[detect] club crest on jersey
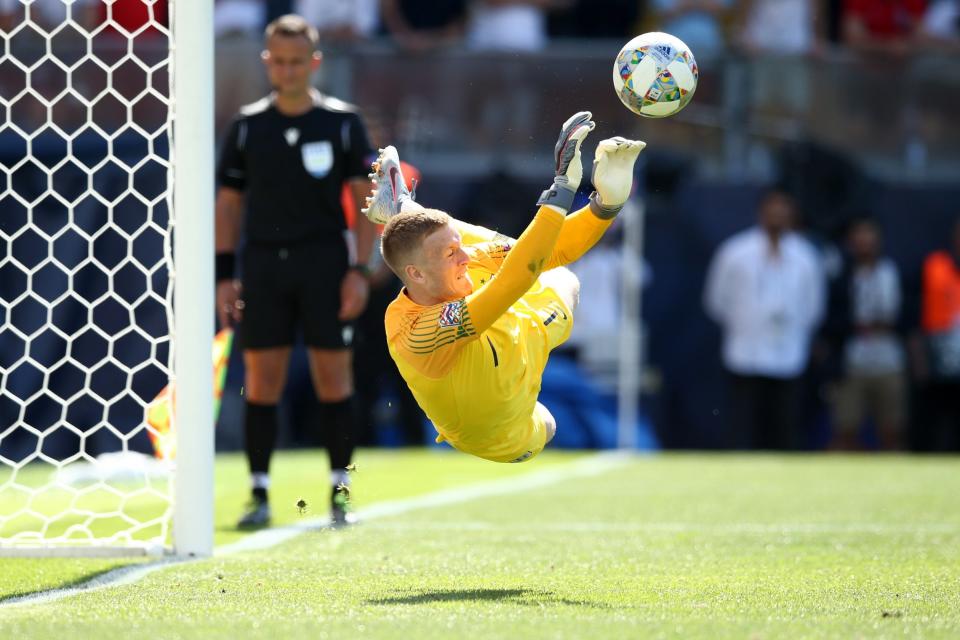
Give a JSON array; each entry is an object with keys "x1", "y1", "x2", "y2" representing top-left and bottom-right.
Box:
[
  {"x1": 438, "y1": 300, "x2": 464, "y2": 328},
  {"x1": 301, "y1": 140, "x2": 333, "y2": 178}
]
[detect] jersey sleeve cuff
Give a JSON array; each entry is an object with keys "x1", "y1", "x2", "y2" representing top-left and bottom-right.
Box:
[{"x1": 535, "y1": 205, "x2": 567, "y2": 225}]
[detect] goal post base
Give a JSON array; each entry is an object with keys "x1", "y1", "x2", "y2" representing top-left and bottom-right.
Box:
[{"x1": 0, "y1": 545, "x2": 165, "y2": 558}]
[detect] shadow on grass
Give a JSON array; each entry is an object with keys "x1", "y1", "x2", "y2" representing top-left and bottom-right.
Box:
[
  {"x1": 0, "y1": 563, "x2": 141, "y2": 604},
  {"x1": 368, "y1": 587, "x2": 608, "y2": 608}
]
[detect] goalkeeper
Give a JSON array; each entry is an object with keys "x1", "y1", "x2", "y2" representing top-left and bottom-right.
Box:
[{"x1": 364, "y1": 112, "x2": 644, "y2": 463}]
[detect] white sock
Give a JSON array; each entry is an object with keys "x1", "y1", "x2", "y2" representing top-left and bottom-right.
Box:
[
  {"x1": 330, "y1": 469, "x2": 350, "y2": 487},
  {"x1": 251, "y1": 472, "x2": 270, "y2": 490}
]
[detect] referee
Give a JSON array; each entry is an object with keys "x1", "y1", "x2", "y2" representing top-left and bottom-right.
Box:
[{"x1": 215, "y1": 14, "x2": 376, "y2": 527}]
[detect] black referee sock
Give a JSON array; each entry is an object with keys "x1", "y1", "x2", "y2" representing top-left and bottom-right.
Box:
[
  {"x1": 322, "y1": 398, "x2": 355, "y2": 472},
  {"x1": 244, "y1": 401, "x2": 278, "y2": 503}
]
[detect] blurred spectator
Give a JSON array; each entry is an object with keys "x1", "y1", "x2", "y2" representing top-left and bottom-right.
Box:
[
  {"x1": 459, "y1": 0, "x2": 564, "y2": 147},
  {"x1": 380, "y1": 0, "x2": 468, "y2": 52},
  {"x1": 739, "y1": 0, "x2": 822, "y2": 54},
  {"x1": 97, "y1": 0, "x2": 169, "y2": 37},
  {"x1": 827, "y1": 219, "x2": 906, "y2": 450},
  {"x1": 215, "y1": 0, "x2": 265, "y2": 36},
  {"x1": 548, "y1": 0, "x2": 639, "y2": 39},
  {"x1": 704, "y1": 189, "x2": 825, "y2": 450},
  {"x1": 0, "y1": 0, "x2": 99, "y2": 31},
  {"x1": 737, "y1": 0, "x2": 824, "y2": 114},
  {"x1": 842, "y1": 0, "x2": 926, "y2": 54},
  {"x1": 215, "y1": 0, "x2": 268, "y2": 132},
  {"x1": 919, "y1": 0, "x2": 960, "y2": 49},
  {"x1": 466, "y1": 0, "x2": 561, "y2": 52},
  {"x1": 296, "y1": 0, "x2": 380, "y2": 44},
  {"x1": 908, "y1": 218, "x2": 960, "y2": 451},
  {"x1": 650, "y1": 0, "x2": 731, "y2": 62}
]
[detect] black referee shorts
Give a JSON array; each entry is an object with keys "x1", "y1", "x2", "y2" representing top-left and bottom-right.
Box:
[{"x1": 240, "y1": 237, "x2": 352, "y2": 350}]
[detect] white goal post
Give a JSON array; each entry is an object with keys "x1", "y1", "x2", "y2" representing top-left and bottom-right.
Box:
[
  {"x1": 171, "y1": 0, "x2": 214, "y2": 558},
  {"x1": 0, "y1": 0, "x2": 213, "y2": 556}
]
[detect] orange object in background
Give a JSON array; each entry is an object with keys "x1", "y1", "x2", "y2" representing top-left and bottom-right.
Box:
[
  {"x1": 921, "y1": 251, "x2": 960, "y2": 333},
  {"x1": 146, "y1": 328, "x2": 234, "y2": 460}
]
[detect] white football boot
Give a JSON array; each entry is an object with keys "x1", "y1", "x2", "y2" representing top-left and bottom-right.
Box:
[{"x1": 361, "y1": 145, "x2": 421, "y2": 224}]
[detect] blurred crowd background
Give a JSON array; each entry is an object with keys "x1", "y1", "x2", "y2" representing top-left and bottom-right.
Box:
[{"x1": 1, "y1": 0, "x2": 959, "y2": 459}]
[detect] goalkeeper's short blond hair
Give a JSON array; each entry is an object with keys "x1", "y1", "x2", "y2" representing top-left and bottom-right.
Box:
[{"x1": 380, "y1": 208, "x2": 451, "y2": 279}]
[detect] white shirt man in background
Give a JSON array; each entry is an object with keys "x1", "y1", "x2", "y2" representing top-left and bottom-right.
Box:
[
  {"x1": 465, "y1": 0, "x2": 553, "y2": 52},
  {"x1": 737, "y1": 0, "x2": 823, "y2": 113},
  {"x1": 214, "y1": 0, "x2": 269, "y2": 132},
  {"x1": 704, "y1": 189, "x2": 825, "y2": 449},
  {"x1": 295, "y1": 0, "x2": 379, "y2": 44}
]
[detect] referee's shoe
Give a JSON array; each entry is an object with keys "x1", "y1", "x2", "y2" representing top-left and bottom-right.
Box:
[
  {"x1": 362, "y1": 145, "x2": 420, "y2": 224},
  {"x1": 237, "y1": 499, "x2": 271, "y2": 529}
]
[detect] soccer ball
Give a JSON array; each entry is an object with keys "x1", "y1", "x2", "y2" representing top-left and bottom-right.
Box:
[{"x1": 613, "y1": 32, "x2": 698, "y2": 118}]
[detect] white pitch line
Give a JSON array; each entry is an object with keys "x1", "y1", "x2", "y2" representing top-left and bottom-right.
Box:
[
  {"x1": 364, "y1": 521, "x2": 960, "y2": 534},
  {"x1": 0, "y1": 559, "x2": 190, "y2": 608},
  {"x1": 216, "y1": 450, "x2": 630, "y2": 556},
  {"x1": 1, "y1": 451, "x2": 630, "y2": 608}
]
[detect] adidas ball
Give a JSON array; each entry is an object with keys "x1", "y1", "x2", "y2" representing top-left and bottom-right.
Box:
[{"x1": 613, "y1": 32, "x2": 698, "y2": 118}]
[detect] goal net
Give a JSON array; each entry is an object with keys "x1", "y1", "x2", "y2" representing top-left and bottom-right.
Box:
[{"x1": 0, "y1": 0, "x2": 212, "y2": 556}]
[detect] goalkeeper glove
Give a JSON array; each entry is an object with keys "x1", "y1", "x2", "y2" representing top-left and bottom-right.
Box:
[
  {"x1": 590, "y1": 136, "x2": 646, "y2": 219},
  {"x1": 537, "y1": 111, "x2": 595, "y2": 213}
]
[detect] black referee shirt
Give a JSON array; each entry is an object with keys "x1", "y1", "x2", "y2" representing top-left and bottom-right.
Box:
[{"x1": 216, "y1": 92, "x2": 373, "y2": 245}]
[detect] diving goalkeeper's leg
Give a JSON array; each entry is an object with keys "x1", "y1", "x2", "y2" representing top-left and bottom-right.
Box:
[
  {"x1": 537, "y1": 401, "x2": 558, "y2": 445},
  {"x1": 538, "y1": 266, "x2": 580, "y2": 313},
  {"x1": 362, "y1": 145, "x2": 421, "y2": 224}
]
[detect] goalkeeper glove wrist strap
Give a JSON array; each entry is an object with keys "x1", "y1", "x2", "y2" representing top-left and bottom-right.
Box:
[
  {"x1": 537, "y1": 180, "x2": 576, "y2": 212},
  {"x1": 589, "y1": 191, "x2": 622, "y2": 220}
]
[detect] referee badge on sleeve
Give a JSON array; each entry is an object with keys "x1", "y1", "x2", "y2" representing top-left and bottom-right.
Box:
[{"x1": 301, "y1": 141, "x2": 333, "y2": 178}]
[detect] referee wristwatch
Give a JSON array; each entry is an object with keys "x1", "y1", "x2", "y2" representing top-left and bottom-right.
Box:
[{"x1": 348, "y1": 263, "x2": 373, "y2": 278}]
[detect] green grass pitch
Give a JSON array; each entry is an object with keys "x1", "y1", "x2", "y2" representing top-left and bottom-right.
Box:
[{"x1": 1, "y1": 450, "x2": 958, "y2": 639}]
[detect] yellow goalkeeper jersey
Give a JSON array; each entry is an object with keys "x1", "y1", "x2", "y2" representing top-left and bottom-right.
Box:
[{"x1": 385, "y1": 204, "x2": 611, "y2": 462}]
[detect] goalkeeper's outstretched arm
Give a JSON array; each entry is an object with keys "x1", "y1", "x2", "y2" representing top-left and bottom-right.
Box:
[
  {"x1": 465, "y1": 111, "x2": 595, "y2": 333},
  {"x1": 465, "y1": 206, "x2": 565, "y2": 332},
  {"x1": 546, "y1": 136, "x2": 646, "y2": 268},
  {"x1": 456, "y1": 137, "x2": 646, "y2": 272}
]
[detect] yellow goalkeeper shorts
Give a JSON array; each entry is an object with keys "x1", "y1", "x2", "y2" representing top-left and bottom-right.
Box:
[{"x1": 442, "y1": 402, "x2": 551, "y2": 464}]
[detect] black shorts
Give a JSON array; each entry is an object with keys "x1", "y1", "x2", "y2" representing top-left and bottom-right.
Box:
[{"x1": 240, "y1": 237, "x2": 352, "y2": 350}]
